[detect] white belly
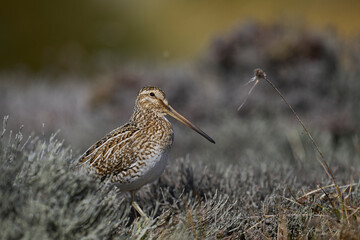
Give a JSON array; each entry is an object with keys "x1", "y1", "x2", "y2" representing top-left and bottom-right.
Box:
[{"x1": 115, "y1": 147, "x2": 171, "y2": 192}]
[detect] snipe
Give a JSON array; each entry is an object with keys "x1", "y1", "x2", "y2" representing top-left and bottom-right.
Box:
[{"x1": 79, "y1": 86, "x2": 215, "y2": 216}]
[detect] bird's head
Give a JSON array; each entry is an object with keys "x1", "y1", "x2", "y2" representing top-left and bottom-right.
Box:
[{"x1": 135, "y1": 86, "x2": 215, "y2": 144}]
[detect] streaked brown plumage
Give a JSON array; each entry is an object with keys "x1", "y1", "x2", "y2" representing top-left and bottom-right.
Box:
[{"x1": 79, "y1": 86, "x2": 215, "y2": 215}]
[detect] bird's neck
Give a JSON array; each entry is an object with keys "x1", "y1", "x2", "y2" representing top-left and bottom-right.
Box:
[{"x1": 130, "y1": 108, "x2": 168, "y2": 128}]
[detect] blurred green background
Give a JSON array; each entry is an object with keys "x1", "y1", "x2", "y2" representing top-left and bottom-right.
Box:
[{"x1": 1, "y1": 0, "x2": 360, "y2": 71}]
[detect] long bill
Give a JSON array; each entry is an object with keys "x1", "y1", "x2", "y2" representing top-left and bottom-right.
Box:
[{"x1": 165, "y1": 104, "x2": 215, "y2": 144}]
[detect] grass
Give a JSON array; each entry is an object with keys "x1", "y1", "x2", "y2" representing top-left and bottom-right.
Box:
[{"x1": 1, "y1": 112, "x2": 359, "y2": 239}]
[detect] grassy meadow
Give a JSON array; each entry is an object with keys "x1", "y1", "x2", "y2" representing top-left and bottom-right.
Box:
[{"x1": 1, "y1": 22, "x2": 360, "y2": 239}]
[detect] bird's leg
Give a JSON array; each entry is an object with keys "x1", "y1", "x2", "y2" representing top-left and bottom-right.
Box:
[
  {"x1": 131, "y1": 190, "x2": 136, "y2": 203},
  {"x1": 131, "y1": 190, "x2": 146, "y2": 217}
]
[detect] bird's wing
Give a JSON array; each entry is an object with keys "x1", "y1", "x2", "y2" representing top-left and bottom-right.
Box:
[{"x1": 79, "y1": 123, "x2": 139, "y2": 175}]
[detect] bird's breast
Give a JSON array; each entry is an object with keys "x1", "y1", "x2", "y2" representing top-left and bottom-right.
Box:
[
  {"x1": 113, "y1": 119, "x2": 174, "y2": 191},
  {"x1": 137, "y1": 117, "x2": 173, "y2": 157}
]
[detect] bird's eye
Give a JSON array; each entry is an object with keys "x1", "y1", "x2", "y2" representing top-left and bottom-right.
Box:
[{"x1": 150, "y1": 92, "x2": 155, "y2": 97}]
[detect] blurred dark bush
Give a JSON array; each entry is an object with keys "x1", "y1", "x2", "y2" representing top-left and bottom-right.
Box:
[{"x1": 0, "y1": 22, "x2": 359, "y2": 162}]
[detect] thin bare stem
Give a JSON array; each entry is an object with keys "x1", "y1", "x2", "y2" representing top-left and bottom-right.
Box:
[
  {"x1": 249, "y1": 68, "x2": 345, "y2": 220},
  {"x1": 298, "y1": 183, "x2": 357, "y2": 200},
  {"x1": 237, "y1": 77, "x2": 260, "y2": 111}
]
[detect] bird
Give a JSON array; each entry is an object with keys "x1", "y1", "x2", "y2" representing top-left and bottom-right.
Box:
[{"x1": 79, "y1": 86, "x2": 215, "y2": 216}]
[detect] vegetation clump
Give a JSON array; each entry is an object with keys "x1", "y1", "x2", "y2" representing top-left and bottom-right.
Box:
[{"x1": 1, "y1": 115, "x2": 359, "y2": 239}]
